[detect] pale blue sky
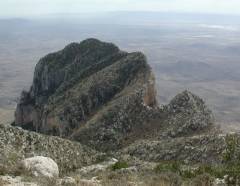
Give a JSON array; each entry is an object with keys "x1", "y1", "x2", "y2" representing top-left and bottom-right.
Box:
[{"x1": 1, "y1": 0, "x2": 240, "y2": 17}]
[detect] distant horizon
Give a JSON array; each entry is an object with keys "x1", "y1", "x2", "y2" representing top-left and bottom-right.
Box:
[
  {"x1": 2, "y1": 0, "x2": 240, "y2": 18},
  {"x1": 1, "y1": 10, "x2": 240, "y2": 20}
]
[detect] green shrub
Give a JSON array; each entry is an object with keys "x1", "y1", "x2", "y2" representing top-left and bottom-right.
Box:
[
  {"x1": 111, "y1": 161, "x2": 129, "y2": 171},
  {"x1": 154, "y1": 161, "x2": 181, "y2": 174}
]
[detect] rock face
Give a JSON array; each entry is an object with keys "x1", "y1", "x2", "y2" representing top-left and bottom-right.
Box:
[
  {"x1": 21, "y1": 156, "x2": 59, "y2": 178},
  {"x1": 14, "y1": 38, "x2": 158, "y2": 151},
  {"x1": 163, "y1": 90, "x2": 215, "y2": 137},
  {"x1": 14, "y1": 38, "x2": 214, "y2": 151}
]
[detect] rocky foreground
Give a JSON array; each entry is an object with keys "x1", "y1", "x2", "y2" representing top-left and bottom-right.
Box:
[
  {"x1": 1, "y1": 39, "x2": 240, "y2": 185},
  {"x1": 0, "y1": 125, "x2": 240, "y2": 185}
]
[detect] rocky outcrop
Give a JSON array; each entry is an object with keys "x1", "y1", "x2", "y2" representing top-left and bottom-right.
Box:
[
  {"x1": 162, "y1": 90, "x2": 215, "y2": 137},
  {"x1": 119, "y1": 90, "x2": 215, "y2": 145},
  {"x1": 14, "y1": 38, "x2": 215, "y2": 152},
  {"x1": 14, "y1": 38, "x2": 158, "y2": 151}
]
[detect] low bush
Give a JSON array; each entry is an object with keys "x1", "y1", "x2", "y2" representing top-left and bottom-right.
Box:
[
  {"x1": 111, "y1": 161, "x2": 129, "y2": 171},
  {"x1": 154, "y1": 161, "x2": 181, "y2": 174}
]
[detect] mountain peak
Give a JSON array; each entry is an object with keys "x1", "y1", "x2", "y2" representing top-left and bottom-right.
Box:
[
  {"x1": 14, "y1": 39, "x2": 215, "y2": 151},
  {"x1": 169, "y1": 90, "x2": 206, "y2": 112},
  {"x1": 166, "y1": 90, "x2": 214, "y2": 137},
  {"x1": 79, "y1": 38, "x2": 119, "y2": 52},
  {"x1": 14, "y1": 39, "x2": 157, "y2": 150}
]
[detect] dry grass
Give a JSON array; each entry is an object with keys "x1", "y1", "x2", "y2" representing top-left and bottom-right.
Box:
[
  {"x1": 186, "y1": 174, "x2": 214, "y2": 186},
  {"x1": 97, "y1": 171, "x2": 214, "y2": 186},
  {"x1": 0, "y1": 172, "x2": 215, "y2": 186},
  {"x1": 0, "y1": 178, "x2": 9, "y2": 186},
  {"x1": 143, "y1": 173, "x2": 182, "y2": 186}
]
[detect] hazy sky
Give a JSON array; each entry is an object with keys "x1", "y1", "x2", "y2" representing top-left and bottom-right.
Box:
[{"x1": 1, "y1": 0, "x2": 240, "y2": 17}]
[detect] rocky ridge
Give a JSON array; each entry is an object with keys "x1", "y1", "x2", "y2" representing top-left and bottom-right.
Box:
[{"x1": 14, "y1": 39, "x2": 158, "y2": 151}]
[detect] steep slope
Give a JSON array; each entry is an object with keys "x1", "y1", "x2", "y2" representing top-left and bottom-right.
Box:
[
  {"x1": 0, "y1": 125, "x2": 102, "y2": 173},
  {"x1": 14, "y1": 38, "x2": 214, "y2": 151}
]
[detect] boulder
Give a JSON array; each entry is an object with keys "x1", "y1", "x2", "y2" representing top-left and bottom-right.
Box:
[{"x1": 21, "y1": 156, "x2": 59, "y2": 178}]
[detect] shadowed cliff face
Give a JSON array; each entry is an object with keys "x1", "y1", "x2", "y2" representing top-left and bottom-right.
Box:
[{"x1": 14, "y1": 38, "x2": 214, "y2": 151}]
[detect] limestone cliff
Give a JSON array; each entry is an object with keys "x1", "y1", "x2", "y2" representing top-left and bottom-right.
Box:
[{"x1": 14, "y1": 39, "x2": 158, "y2": 150}]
